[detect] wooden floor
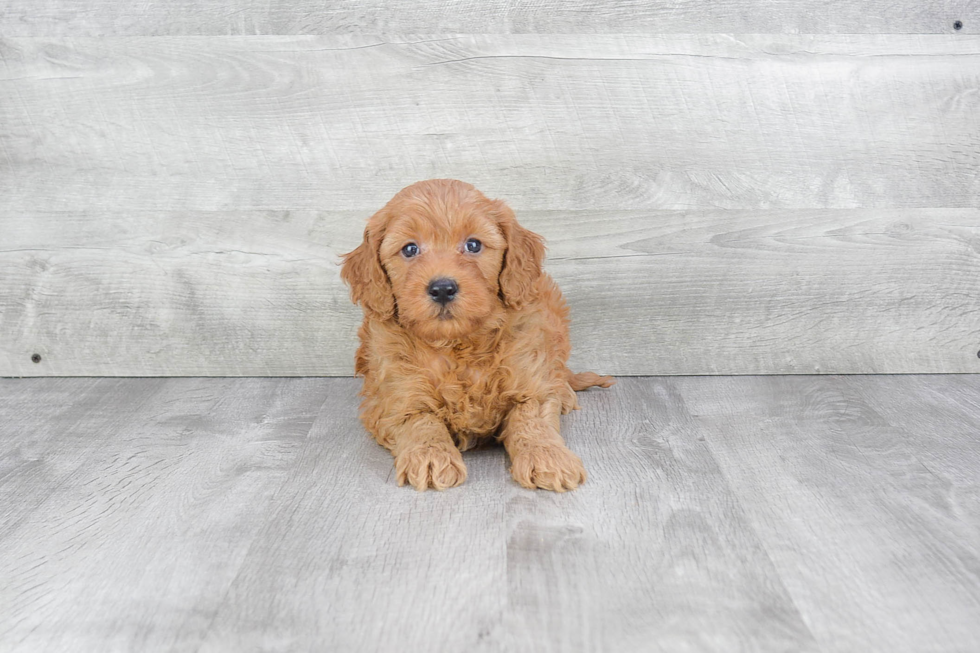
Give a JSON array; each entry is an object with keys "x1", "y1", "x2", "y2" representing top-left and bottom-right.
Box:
[{"x1": 1, "y1": 376, "x2": 979, "y2": 652}]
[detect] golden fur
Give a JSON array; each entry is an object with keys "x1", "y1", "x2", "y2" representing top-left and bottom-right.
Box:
[{"x1": 341, "y1": 179, "x2": 613, "y2": 491}]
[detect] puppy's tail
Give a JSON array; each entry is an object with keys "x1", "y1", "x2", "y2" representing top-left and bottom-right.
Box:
[{"x1": 567, "y1": 370, "x2": 616, "y2": 391}]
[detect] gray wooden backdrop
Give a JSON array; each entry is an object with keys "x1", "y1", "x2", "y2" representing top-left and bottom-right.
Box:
[{"x1": 1, "y1": 4, "x2": 979, "y2": 376}]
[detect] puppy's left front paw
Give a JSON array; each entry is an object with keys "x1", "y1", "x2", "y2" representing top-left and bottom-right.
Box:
[{"x1": 510, "y1": 443, "x2": 587, "y2": 492}]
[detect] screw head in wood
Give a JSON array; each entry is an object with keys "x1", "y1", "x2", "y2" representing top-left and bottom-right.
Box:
[
  {"x1": 31, "y1": 353, "x2": 42, "y2": 363},
  {"x1": 954, "y1": 20, "x2": 963, "y2": 30}
]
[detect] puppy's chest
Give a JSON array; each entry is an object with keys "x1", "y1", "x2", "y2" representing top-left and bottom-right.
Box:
[{"x1": 427, "y1": 354, "x2": 510, "y2": 434}]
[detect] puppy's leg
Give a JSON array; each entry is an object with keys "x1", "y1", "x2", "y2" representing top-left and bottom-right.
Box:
[
  {"x1": 499, "y1": 397, "x2": 586, "y2": 492},
  {"x1": 387, "y1": 414, "x2": 467, "y2": 491}
]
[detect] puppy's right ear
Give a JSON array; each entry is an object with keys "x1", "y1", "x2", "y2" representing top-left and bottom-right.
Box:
[{"x1": 341, "y1": 212, "x2": 395, "y2": 321}]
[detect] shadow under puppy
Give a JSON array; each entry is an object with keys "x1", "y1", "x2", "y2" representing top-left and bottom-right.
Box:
[{"x1": 341, "y1": 179, "x2": 613, "y2": 492}]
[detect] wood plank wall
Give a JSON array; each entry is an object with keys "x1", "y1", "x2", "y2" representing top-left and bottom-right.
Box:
[{"x1": 1, "y1": 4, "x2": 978, "y2": 376}]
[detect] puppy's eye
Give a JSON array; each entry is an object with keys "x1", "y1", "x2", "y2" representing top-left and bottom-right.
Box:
[
  {"x1": 401, "y1": 243, "x2": 420, "y2": 258},
  {"x1": 465, "y1": 238, "x2": 482, "y2": 254}
]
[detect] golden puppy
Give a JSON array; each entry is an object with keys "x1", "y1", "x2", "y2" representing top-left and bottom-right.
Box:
[{"x1": 341, "y1": 179, "x2": 613, "y2": 492}]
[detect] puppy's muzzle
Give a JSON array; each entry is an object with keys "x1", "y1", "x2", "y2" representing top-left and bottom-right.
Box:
[{"x1": 427, "y1": 278, "x2": 458, "y2": 305}]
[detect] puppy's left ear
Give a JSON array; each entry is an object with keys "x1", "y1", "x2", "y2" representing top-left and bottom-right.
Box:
[{"x1": 494, "y1": 200, "x2": 545, "y2": 310}]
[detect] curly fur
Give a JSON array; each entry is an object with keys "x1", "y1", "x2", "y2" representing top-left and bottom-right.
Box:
[{"x1": 341, "y1": 179, "x2": 614, "y2": 491}]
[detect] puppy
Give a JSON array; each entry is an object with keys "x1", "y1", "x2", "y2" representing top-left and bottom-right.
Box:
[{"x1": 341, "y1": 179, "x2": 613, "y2": 492}]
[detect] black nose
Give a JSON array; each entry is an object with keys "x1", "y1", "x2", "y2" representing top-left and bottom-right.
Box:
[{"x1": 427, "y1": 278, "x2": 458, "y2": 305}]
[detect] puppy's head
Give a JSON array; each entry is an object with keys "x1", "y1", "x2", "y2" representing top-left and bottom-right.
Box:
[{"x1": 341, "y1": 179, "x2": 544, "y2": 342}]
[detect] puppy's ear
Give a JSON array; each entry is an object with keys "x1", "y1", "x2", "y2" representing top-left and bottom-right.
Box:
[
  {"x1": 494, "y1": 200, "x2": 545, "y2": 310},
  {"x1": 341, "y1": 211, "x2": 396, "y2": 321}
]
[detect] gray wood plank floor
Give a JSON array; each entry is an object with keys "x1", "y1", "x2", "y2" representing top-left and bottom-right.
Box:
[{"x1": 1, "y1": 376, "x2": 978, "y2": 652}]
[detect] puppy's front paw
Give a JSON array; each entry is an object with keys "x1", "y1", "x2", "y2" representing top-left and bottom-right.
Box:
[
  {"x1": 395, "y1": 442, "x2": 467, "y2": 491},
  {"x1": 510, "y1": 443, "x2": 587, "y2": 492}
]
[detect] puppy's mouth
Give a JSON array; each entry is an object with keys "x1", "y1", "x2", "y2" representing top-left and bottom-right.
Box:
[{"x1": 436, "y1": 307, "x2": 454, "y2": 320}]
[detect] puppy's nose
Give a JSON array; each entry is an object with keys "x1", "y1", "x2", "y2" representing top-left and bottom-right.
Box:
[{"x1": 427, "y1": 278, "x2": 458, "y2": 305}]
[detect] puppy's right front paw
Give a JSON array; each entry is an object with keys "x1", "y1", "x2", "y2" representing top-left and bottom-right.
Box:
[{"x1": 395, "y1": 443, "x2": 467, "y2": 491}]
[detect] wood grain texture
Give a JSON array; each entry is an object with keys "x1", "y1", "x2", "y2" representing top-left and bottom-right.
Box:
[
  {"x1": 2, "y1": 208, "x2": 978, "y2": 376},
  {"x1": 674, "y1": 374, "x2": 980, "y2": 653},
  {"x1": 2, "y1": 34, "x2": 979, "y2": 376},
  {"x1": 200, "y1": 378, "x2": 814, "y2": 652},
  {"x1": 840, "y1": 375, "x2": 980, "y2": 538},
  {"x1": 0, "y1": 377, "x2": 327, "y2": 651},
  {"x1": 3, "y1": 376, "x2": 980, "y2": 651},
  {"x1": 0, "y1": 0, "x2": 977, "y2": 36},
  {"x1": 196, "y1": 379, "x2": 514, "y2": 652},
  {"x1": 0, "y1": 210, "x2": 359, "y2": 377},
  {"x1": 496, "y1": 377, "x2": 817, "y2": 652},
  {"x1": 1, "y1": 35, "x2": 979, "y2": 213},
  {"x1": 0, "y1": 377, "x2": 816, "y2": 652},
  {"x1": 0, "y1": 377, "x2": 158, "y2": 539}
]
